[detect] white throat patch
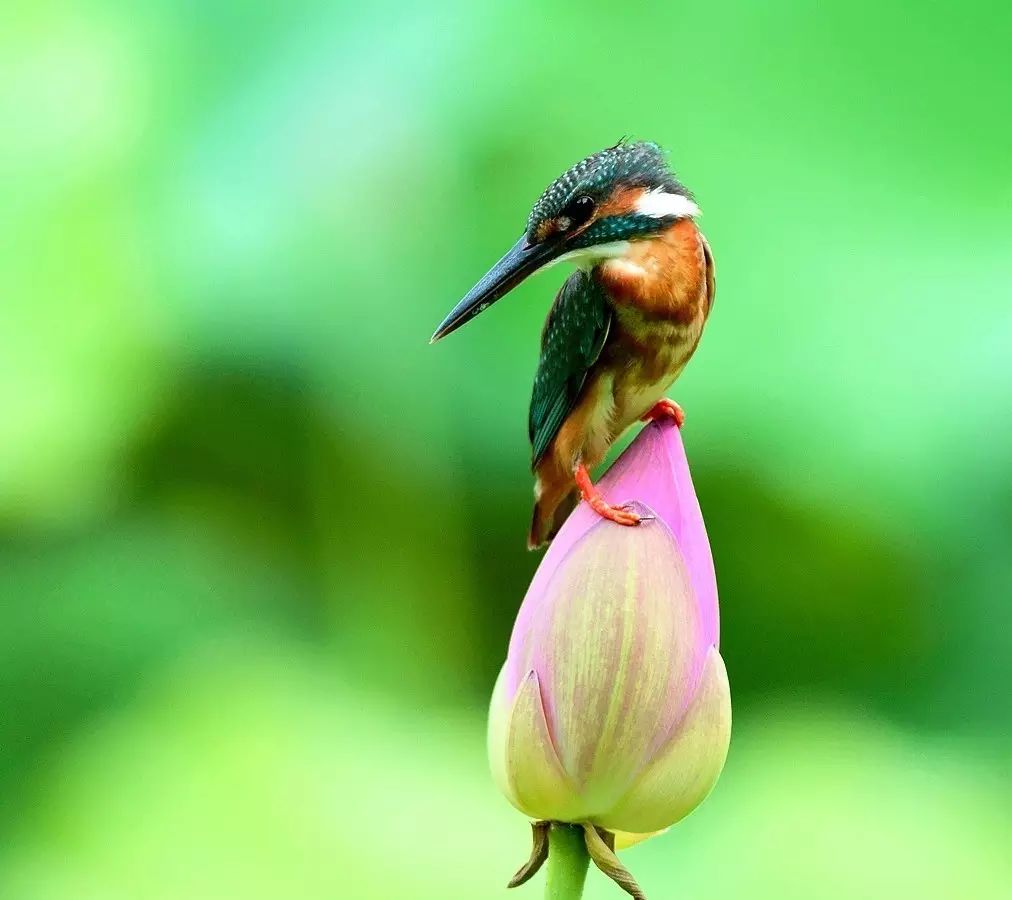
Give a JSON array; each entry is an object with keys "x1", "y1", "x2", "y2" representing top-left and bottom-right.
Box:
[
  {"x1": 546, "y1": 241, "x2": 631, "y2": 271},
  {"x1": 635, "y1": 189, "x2": 701, "y2": 219}
]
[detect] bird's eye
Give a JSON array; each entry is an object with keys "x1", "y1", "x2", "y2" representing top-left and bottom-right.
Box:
[{"x1": 560, "y1": 194, "x2": 595, "y2": 229}]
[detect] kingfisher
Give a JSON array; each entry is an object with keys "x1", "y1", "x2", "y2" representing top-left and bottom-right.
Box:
[{"x1": 431, "y1": 140, "x2": 715, "y2": 549}]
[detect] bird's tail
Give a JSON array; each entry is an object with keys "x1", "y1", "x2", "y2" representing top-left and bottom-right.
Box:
[{"x1": 528, "y1": 488, "x2": 577, "y2": 550}]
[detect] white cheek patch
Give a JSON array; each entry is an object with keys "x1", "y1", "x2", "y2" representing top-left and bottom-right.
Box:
[{"x1": 635, "y1": 189, "x2": 701, "y2": 219}]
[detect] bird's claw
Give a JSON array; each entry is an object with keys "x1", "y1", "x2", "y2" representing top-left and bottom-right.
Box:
[
  {"x1": 575, "y1": 462, "x2": 649, "y2": 528},
  {"x1": 587, "y1": 498, "x2": 643, "y2": 528},
  {"x1": 641, "y1": 398, "x2": 685, "y2": 428}
]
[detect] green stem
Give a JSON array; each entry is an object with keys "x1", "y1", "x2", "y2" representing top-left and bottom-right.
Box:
[{"x1": 544, "y1": 823, "x2": 590, "y2": 900}]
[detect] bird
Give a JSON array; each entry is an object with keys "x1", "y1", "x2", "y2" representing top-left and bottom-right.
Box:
[{"x1": 431, "y1": 140, "x2": 715, "y2": 549}]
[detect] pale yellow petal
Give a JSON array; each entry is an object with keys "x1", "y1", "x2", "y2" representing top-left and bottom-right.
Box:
[
  {"x1": 611, "y1": 828, "x2": 668, "y2": 851},
  {"x1": 599, "y1": 647, "x2": 731, "y2": 833},
  {"x1": 504, "y1": 670, "x2": 584, "y2": 822},
  {"x1": 486, "y1": 662, "x2": 516, "y2": 807}
]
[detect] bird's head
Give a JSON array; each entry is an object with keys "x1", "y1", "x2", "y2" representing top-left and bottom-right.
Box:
[{"x1": 431, "y1": 140, "x2": 698, "y2": 342}]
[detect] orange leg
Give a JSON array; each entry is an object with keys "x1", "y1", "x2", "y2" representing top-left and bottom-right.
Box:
[
  {"x1": 574, "y1": 462, "x2": 641, "y2": 527},
  {"x1": 641, "y1": 398, "x2": 685, "y2": 428}
]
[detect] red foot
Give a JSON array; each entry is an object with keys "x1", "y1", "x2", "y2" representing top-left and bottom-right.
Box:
[
  {"x1": 641, "y1": 398, "x2": 685, "y2": 428},
  {"x1": 574, "y1": 463, "x2": 641, "y2": 527}
]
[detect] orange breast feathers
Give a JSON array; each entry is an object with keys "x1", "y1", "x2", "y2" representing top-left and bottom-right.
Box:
[{"x1": 598, "y1": 219, "x2": 709, "y2": 324}]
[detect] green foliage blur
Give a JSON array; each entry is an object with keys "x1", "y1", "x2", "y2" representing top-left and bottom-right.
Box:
[{"x1": 2, "y1": 1, "x2": 1010, "y2": 897}]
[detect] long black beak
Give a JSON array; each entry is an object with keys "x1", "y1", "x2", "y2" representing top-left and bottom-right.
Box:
[{"x1": 430, "y1": 235, "x2": 556, "y2": 343}]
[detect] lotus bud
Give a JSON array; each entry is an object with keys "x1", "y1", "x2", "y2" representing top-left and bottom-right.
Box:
[{"x1": 488, "y1": 421, "x2": 731, "y2": 896}]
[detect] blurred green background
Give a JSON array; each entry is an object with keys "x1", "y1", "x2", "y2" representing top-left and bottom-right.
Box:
[{"x1": 2, "y1": 1, "x2": 1011, "y2": 897}]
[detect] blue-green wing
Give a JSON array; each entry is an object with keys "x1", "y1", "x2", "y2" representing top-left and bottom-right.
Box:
[{"x1": 529, "y1": 271, "x2": 612, "y2": 468}]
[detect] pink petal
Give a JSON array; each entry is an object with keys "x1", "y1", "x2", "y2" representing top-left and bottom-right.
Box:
[
  {"x1": 510, "y1": 514, "x2": 702, "y2": 810},
  {"x1": 507, "y1": 420, "x2": 719, "y2": 701}
]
